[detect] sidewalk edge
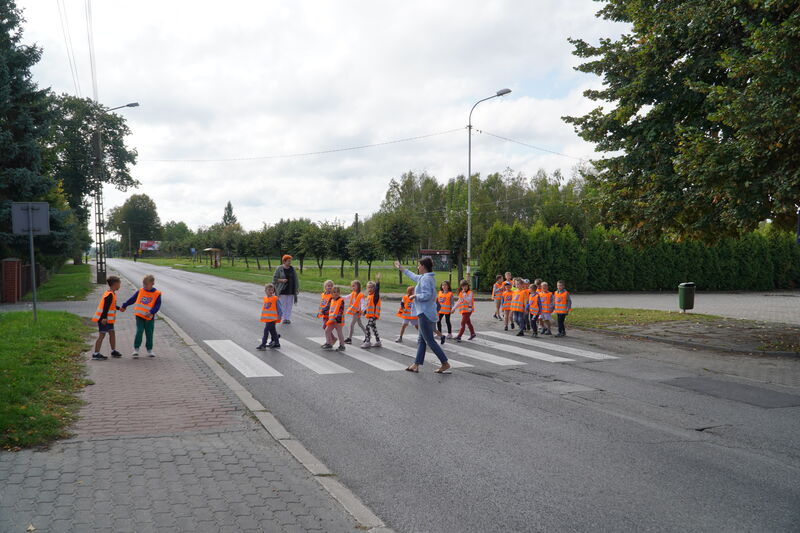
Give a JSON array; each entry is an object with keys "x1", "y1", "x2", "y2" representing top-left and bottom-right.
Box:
[
  {"x1": 159, "y1": 313, "x2": 392, "y2": 532},
  {"x1": 575, "y1": 326, "x2": 800, "y2": 358}
]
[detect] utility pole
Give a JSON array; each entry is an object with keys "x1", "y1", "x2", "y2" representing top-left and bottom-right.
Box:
[
  {"x1": 353, "y1": 212, "x2": 359, "y2": 278},
  {"x1": 92, "y1": 129, "x2": 107, "y2": 284}
]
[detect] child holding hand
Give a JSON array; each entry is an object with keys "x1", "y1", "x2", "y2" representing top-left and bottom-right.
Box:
[
  {"x1": 395, "y1": 286, "x2": 418, "y2": 342},
  {"x1": 91, "y1": 275, "x2": 123, "y2": 360},
  {"x1": 322, "y1": 286, "x2": 347, "y2": 351}
]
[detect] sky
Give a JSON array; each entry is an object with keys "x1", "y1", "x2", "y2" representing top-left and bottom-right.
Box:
[{"x1": 19, "y1": 1, "x2": 628, "y2": 234}]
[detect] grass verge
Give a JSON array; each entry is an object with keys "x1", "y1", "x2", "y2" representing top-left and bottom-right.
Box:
[
  {"x1": 137, "y1": 257, "x2": 465, "y2": 293},
  {"x1": 23, "y1": 263, "x2": 93, "y2": 302},
  {"x1": 0, "y1": 311, "x2": 93, "y2": 449},
  {"x1": 568, "y1": 307, "x2": 719, "y2": 328}
]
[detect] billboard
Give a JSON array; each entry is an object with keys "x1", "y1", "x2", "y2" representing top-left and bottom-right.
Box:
[
  {"x1": 419, "y1": 249, "x2": 451, "y2": 272},
  {"x1": 139, "y1": 240, "x2": 161, "y2": 251}
]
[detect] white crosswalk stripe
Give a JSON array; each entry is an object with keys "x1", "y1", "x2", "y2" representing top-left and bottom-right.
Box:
[
  {"x1": 308, "y1": 338, "x2": 408, "y2": 371},
  {"x1": 482, "y1": 331, "x2": 618, "y2": 360},
  {"x1": 204, "y1": 340, "x2": 283, "y2": 377},
  {"x1": 275, "y1": 339, "x2": 353, "y2": 375},
  {"x1": 461, "y1": 336, "x2": 574, "y2": 363},
  {"x1": 442, "y1": 342, "x2": 526, "y2": 366},
  {"x1": 374, "y1": 340, "x2": 473, "y2": 368}
]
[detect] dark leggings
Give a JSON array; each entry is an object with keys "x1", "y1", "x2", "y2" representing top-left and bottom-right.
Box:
[
  {"x1": 437, "y1": 313, "x2": 452, "y2": 334},
  {"x1": 261, "y1": 322, "x2": 279, "y2": 345}
]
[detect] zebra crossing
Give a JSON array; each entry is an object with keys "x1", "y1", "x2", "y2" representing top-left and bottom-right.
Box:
[{"x1": 203, "y1": 332, "x2": 619, "y2": 379}]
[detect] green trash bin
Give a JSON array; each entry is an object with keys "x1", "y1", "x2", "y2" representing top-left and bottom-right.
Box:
[
  {"x1": 470, "y1": 270, "x2": 480, "y2": 290},
  {"x1": 678, "y1": 282, "x2": 696, "y2": 312}
]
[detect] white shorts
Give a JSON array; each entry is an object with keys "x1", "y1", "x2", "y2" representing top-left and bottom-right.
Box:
[
  {"x1": 539, "y1": 313, "x2": 552, "y2": 322},
  {"x1": 402, "y1": 319, "x2": 417, "y2": 326}
]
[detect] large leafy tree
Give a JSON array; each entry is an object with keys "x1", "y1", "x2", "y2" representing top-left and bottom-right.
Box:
[
  {"x1": 564, "y1": 0, "x2": 800, "y2": 242},
  {"x1": 376, "y1": 212, "x2": 419, "y2": 283},
  {"x1": 106, "y1": 194, "x2": 162, "y2": 254}
]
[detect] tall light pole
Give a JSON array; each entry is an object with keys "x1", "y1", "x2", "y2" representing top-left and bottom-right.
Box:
[
  {"x1": 121, "y1": 220, "x2": 132, "y2": 257},
  {"x1": 467, "y1": 88, "x2": 511, "y2": 276},
  {"x1": 93, "y1": 102, "x2": 139, "y2": 283}
]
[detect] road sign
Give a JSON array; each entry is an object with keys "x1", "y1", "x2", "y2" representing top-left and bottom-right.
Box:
[
  {"x1": 139, "y1": 240, "x2": 161, "y2": 251},
  {"x1": 11, "y1": 202, "x2": 50, "y2": 235},
  {"x1": 11, "y1": 202, "x2": 50, "y2": 322},
  {"x1": 420, "y1": 249, "x2": 451, "y2": 272}
]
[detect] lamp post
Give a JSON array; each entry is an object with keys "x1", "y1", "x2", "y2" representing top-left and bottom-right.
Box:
[
  {"x1": 93, "y1": 102, "x2": 139, "y2": 284},
  {"x1": 121, "y1": 220, "x2": 132, "y2": 258},
  {"x1": 467, "y1": 88, "x2": 511, "y2": 276}
]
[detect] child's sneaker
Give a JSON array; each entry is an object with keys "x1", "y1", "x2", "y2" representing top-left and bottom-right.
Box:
[
  {"x1": 283, "y1": 320, "x2": 291, "y2": 325},
  {"x1": 110, "y1": 350, "x2": 123, "y2": 358},
  {"x1": 91, "y1": 352, "x2": 108, "y2": 361},
  {"x1": 468, "y1": 334, "x2": 476, "y2": 340},
  {"x1": 510, "y1": 323, "x2": 515, "y2": 329},
  {"x1": 516, "y1": 330, "x2": 525, "y2": 337},
  {"x1": 271, "y1": 342, "x2": 281, "y2": 349},
  {"x1": 131, "y1": 350, "x2": 139, "y2": 358},
  {"x1": 360, "y1": 341, "x2": 372, "y2": 349},
  {"x1": 455, "y1": 337, "x2": 462, "y2": 343},
  {"x1": 256, "y1": 344, "x2": 267, "y2": 351},
  {"x1": 447, "y1": 333, "x2": 453, "y2": 338},
  {"x1": 395, "y1": 336, "x2": 403, "y2": 343},
  {"x1": 372, "y1": 340, "x2": 382, "y2": 348},
  {"x1": 440, "y1": 335, "x2": 446, "y2": 345},
  {"x1": 336, "y1": 345, "x2": 346, "y2": 351},
  {"x1": 555, "y1": 333, "x2": 564, "y2": 337},
  {"x1": 504, "y1": 325, "x2": 508, "y2": 331},
  {"x1": 344, "y1": 338, "x2": 352, "y2": 344},
  {"x1": 321, "y1": 343, "x2": 333, "y2": 350},
  {"x1": 544, "y1": 329, "x2": 552, "y2": 336},
  {"x1": 147, "y1": 350, "x2": 156, "y2": 357}
]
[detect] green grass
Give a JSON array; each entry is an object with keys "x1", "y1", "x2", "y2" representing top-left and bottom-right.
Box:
[
  {"x1": 568, "y1": 307, "x2": 720, "y2": 328},
  {"x1": 23, "y1": 263, "x2": 93, "y2": 302},
  {"x1": 138, "y1": 257, "x2": 468, "y2": 293},
  {"x1": 0, "y1": 311, "x2": 93, "y2": 449}
]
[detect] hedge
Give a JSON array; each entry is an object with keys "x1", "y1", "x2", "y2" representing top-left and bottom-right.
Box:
[{"x1": 478, "y1": 222, "x2": 800, "y2": 292}]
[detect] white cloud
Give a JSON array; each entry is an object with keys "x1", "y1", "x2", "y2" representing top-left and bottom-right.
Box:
[{"x1": 20, "y1": 0, "x2": 628, "y2": 233}]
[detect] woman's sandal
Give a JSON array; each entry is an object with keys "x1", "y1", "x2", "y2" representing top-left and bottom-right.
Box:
[
  {"x1": 434, "y1": 363, "x2": 452, "y2": 374},
  {"x1": 405, "y1": 365, "x2": 419, "y2": 373}
]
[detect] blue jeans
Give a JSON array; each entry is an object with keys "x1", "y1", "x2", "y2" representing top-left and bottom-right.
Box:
[{"x1": 415, "y1": 315, "x2": 448, "y2": 365}]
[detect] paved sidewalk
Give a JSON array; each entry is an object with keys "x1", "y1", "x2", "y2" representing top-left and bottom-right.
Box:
[{"x1": 0, "y1": 274, "x2": 364, "y2": 532}]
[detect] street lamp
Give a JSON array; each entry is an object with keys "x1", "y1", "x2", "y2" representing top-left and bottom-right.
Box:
[
  {"x1": 93, "y1": 101, "x2": 139, "y2": 284},
  {"x1": 121, "y1": 220, "x2": 132, "y2": 258},
  {"x1": 467, "y1": 88, "x2": 511, "y2": 276}
]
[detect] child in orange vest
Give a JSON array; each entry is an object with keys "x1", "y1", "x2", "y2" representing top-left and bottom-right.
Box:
[
  {"x1": 514, "y1": 278, "x2": 532, "y2": 335},
  {"x1": 91, "y1": 275, "x2": 123, "y2": 360},
  {"x1": 436, "y1": 280, "x2": 454, "y2": 344},
  {"x1": 454, "y1": 279, "x2": 476, "y2": 341},
  {"x1": 538, "y1": 281, "x2": 555, "y2": 335},
  {"x1": 361, "y1": 273, "x2": 382, "y2": 349},
  {"x1": 120, "y1": 273, "x2": 162, "y2": 357},
  {"x1": 501, "y1": 280, "x2": 515, "y2": 331},
  {"x1": 321, "y1": 286, "x2": 347, "y2": 351},
  {"x1": 395, "y1": 285, "x2": 418, "y2": 343},
  {"x1": 492, "y1": 274, "x2": 505, "y2": 320},
  {"x1": 554, "y1": 280, "x2": 573, "y2": 337},
  {"x1": 344, "y1": 280, "x2": 367, "y2": 344},
  {"x1": 257, "y1": 283, "x2": 283, "y2": 350},
  {"x1": 317, "y1": 280, "x2": 334, "y2": 329},
  {"x1": 528, "y1": 282, "x2": 542, "y2": 338}
]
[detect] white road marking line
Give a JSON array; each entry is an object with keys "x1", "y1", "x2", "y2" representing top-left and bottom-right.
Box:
[
  {"x1": 308, "y1": 338, "x2": 407, "y2": 371},
  {"x1": 482, "y1": 331, "x2": 618, "y2": 360},
  {"x1": 203, "y1": 340, "x2": 283, "y2": 378},
  {"x1": 277, "y1": 339, "x2": 353, "y2": 375},
  {"x1": 366, "y1": 340, "x2": 473, "y2": 368},
  {"x1": 442, "y1": 342, "x2": 526, "y2": 366},
  {"x1": 461, "y1": 336, "x2": 574, "y2": 363}
]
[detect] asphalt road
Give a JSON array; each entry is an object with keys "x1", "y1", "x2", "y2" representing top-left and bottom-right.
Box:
[{"x1": 108, "y1": 259, "x2": 800, "y2": 533}]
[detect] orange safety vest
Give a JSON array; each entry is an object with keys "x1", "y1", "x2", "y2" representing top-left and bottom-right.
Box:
[
  {"x1": 437, "y1": 291, "x2": 453, "y2": 315},
  {"x1": 317, "y1": 293, "x2": 333, "y2": 318},
  {"x1": 92, "y1": 290, "x2": 117, "y2": 323},
  {"x1": 456, "y1": 290, "x2": 474, "y2": 314},
  {"x1": 346, "y1": 291, "x2": 364, "y2": 315},
  {"x1": 529, "y1": 292, "x2": 542, "y2": 315},
  {"x1": 539, "y1": 291, "x2": 554, "y2": 313},
  {"x1": 326, "y1": 297, "x2": 345, "y2": 326},
  {"x1": 365, "y1": 293, "x2": 381, "y2": 319},
  {"x1": 396, "y1": 294, "x2": 417, "y2": 320},
  {"x1": 509, "y1": 290, "x2": 525, "y2": 312},
  {"x1": 492, "y1": 282, "x2": 504, "y2": 301},
  {"x1": 133, "y1": 288, "x2": 161, "y2": 320},
  {"x1": 260, "y1": 295, "x2": 281, "y2": 323},
  {"x1": 501, "y1": 290, "x2": 514, "y2": 311},
  {"x1": 554, "y1": 290, "x2": 571, "y2": 314}
]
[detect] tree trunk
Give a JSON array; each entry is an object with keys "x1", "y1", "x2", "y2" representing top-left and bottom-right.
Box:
[
  {"x1": 255, "y1": 257, "x2": 261, "y2": 270},
  {"x1": 317, "y1": 258, "x2": 324, "y2": 276},
  {"x1": 299, "y1": 258, "x2": 304, "y2": 273},
  {"x1": 398, "y1": 258, "x2": 403, "y2": 285},
  {"x1": 354, "y1": 259, "x2": 359, "y2": 279},
  {"x1": 72, "y1": 254, "x2": 83, "y2": 265},
  {"x1": 267, "y1": 256, "x2": 272, "y2": 269},
  {"x1": 457, "y1": 250, "x2": 464, "y2": 285},
  {"x1": 367, "y1": 261, "x2": 372, "y2": 281},
  {"x1": 244, "y1": 256, "x2": 249, "y2": 269},
  {"x1": 340, "y1": 259, "x2": 345, "y2": 279}
]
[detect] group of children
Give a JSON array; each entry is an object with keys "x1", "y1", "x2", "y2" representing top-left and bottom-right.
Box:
[
  {"x1": 491, "y1": 273, "x2": 572, "y2": 337},
  {"x1": 91, "y1": 274, "x2": 162, "y2": 360}
]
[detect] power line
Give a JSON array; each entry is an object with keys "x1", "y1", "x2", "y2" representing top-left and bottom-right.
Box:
[
  {"x1": 140, "y1": 127, "x2": 465, "y2": 163},
  {"x1": 56, "y1": 0, "x2": 81, "y2": 95},
  {"x1": 475, "y1": 129, "x2": 589, "y2": 162},
  {"x1": 84, "y1": 0, "x2": 99, "y2": 100}
]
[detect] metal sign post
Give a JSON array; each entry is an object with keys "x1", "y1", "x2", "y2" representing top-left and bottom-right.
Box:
[{"x1": 11, "y1": 202, "x2": 50, "y2": 322}]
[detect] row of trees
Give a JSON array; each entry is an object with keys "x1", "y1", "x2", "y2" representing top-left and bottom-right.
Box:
[
  {"x1": 480, "y1": 222, "x2": 800, "y2": 292},
  {"x1": 0, "y1": 1, "x2": 137, "y2": 268}
]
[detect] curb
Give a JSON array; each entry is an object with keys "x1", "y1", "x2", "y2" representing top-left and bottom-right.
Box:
[
  {"x1": 160, "y1": 314, "x2": 393, "y2": 532},
  {"x1": 575, "y1": 326, "x2": 800, "y2": 358}
]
